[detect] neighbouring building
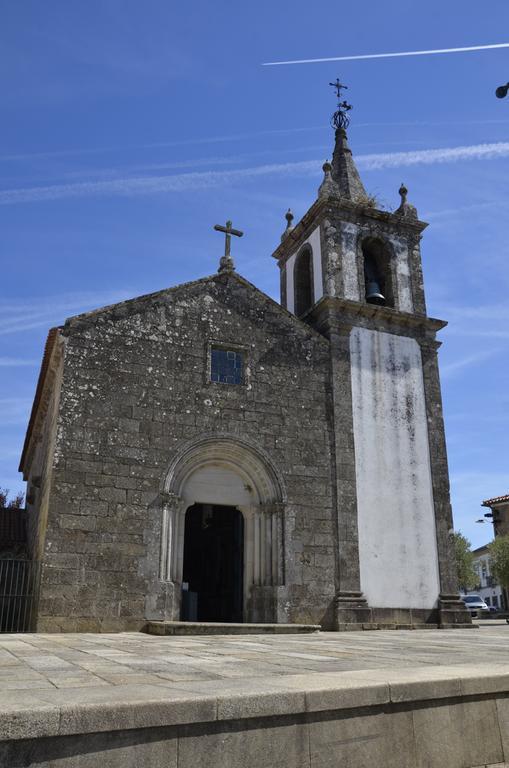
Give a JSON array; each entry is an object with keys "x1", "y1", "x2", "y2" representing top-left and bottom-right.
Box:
[
  {"x1": 482, "y1": 494, "x2": 509, "y2": 538},
  {"x1": 18, "y1": 91, "x2": 471, "y2": 632},
  {"x1": 471, "y1": 544, "x2": 505, "y2": 611}
]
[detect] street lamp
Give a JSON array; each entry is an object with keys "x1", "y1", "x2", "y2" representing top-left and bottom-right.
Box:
[{"x1": 496, "y1": 83, "x2": 509, "y2": 99}]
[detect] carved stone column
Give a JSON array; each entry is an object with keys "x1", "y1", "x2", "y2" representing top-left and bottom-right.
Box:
[
  {"x1": 159, "y1": 492, "x2": 185, "y2": 582},
  {"x1": 326, "y1": 315, "x2": 372, "y2": 629},
  {"x1": 419, "y1": 339, "x2": 472, "y2": 628},
  {"x1": 246, "y1": 502, "x2": 286, "y2": 623},
  {"x1": 142, "y1": 491, "x2": 184, "y2": 622}
]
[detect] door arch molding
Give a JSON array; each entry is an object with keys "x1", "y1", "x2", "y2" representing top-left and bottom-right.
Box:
[{"x1": 157, "y1": 435, "x2": 286, "y2": 619}]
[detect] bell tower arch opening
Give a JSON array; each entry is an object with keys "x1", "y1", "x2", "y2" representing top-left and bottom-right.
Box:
[
  {"x1": 361, "y1": 237, "x2": 394, "y2": 308},
  {"x1": 294, "y1": 246, "x2": 314, "y2": 316}
]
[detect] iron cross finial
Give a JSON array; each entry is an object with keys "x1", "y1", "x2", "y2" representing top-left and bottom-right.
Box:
[
  {"x1": 214, "y1": 220, "x2": 244, "y2": 273},
  {"x1": 329, "y1": 78, "x2": 353, "y2": 131},
  {"x1": 329, "y1": 78, "x2": 347, "y2": 102}
]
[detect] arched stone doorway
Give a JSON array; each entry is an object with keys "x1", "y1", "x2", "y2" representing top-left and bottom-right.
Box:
[{"x1": 145, "y1": 435, "x2": 286, "y2": 623}]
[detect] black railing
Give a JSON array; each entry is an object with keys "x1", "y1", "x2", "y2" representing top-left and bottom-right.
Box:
[{"x1": 0, "y1": 559, "x2": 41, "y2": 632}]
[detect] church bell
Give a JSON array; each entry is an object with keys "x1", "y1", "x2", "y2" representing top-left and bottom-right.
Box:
[
  {"x1": 364, "y1": 253, "x2": 386, "y2": 306},
  {"x1": 365, "y1": 280, "x2": 386, "y2": 305}
]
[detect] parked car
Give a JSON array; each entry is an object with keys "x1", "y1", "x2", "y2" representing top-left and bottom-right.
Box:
[{"x1": 461, "y1": 594, "x2": 490, "y2": 618}]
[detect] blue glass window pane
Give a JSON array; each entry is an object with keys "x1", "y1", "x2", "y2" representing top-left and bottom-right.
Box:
[{"x1": 211, "y1": 347, "x2": 243, "y2": 384}]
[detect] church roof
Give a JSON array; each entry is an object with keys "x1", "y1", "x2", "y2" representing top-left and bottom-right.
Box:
[{"x1": 61, "y1": 270, "x2": 327, "y2": 343}]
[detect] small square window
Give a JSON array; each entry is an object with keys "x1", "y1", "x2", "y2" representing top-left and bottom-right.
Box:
[{"x1": 210, "y1": 346, "x2": 243, "y2": 385}]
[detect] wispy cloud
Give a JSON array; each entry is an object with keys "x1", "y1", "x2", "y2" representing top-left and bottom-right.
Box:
[
  {"x1": 441, "y1": 349, "x2": 500, "y2": 379},
  {"x1": 1, "y1": 142, "x2": 509, "y2": 206},
  {"x1": 3, "y1": 119, "x2": 509, "y2": 165},
  {"x1": 0, "y1": 290, "x2": 133, "y2": 336},
  {"x1": 436, "y1": 303, "x2": 509, "y2": 339},
  {"x1": 263, "y1": 42, "x2": 509, "y2": 66},
  {"x1": 440, "y1": 304, "x2": 509, "y2": 322},
  {"x1": 0, "y1": 358, "x2": 39, "y2": 367},
  {"x1": 357, "y1": 143, "x2": 509, "y2": 170},
  {"x1": 0, "y1": 163, "x2": 315, "y2": 205},
  {"x1": 0, "y1": 126, "x2": 323, "y2": 164},
  {"x1": 422, "y1": 202, "x2": 502, "y2": 221}
]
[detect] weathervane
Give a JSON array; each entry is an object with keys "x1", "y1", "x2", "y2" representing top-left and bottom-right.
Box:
[{"x1": 329, "y1": 78, "x2": 353, "y2": 131}]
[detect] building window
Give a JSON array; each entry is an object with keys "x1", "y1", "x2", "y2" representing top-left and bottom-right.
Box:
[
  {"x1": 210, "y1": 346, "x2": 243, "y2": 385},
  {"x1": 294, "y1": 247, "x2": 313, "y2": 316}
]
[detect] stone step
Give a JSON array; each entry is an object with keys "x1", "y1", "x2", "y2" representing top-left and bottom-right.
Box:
[{"x1": 143, "y1": 620, "x2": 321, "y2": 636}]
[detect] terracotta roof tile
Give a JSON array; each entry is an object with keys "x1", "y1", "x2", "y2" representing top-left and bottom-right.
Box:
[{"x1": 482, "y1": 494, "x2": 509, "y2": 507}]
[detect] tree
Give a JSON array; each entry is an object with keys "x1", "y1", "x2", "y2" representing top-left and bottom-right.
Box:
[
  {"x1": 0, "y1": 487, "x2": 25, "y2": 509},
  {"x1": 452, "y1": 531, "x2": 477, "y2": 592},
  {"x1": 488, "y1": 535, "x2": 509, "y2": 590}
]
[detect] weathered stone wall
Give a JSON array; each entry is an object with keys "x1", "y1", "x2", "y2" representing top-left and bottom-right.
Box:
[{"x1": 37, "y1": 273, "x2": 335, "y2": 631}]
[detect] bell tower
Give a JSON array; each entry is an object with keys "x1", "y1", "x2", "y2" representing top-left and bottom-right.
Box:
[{"x1": 272, "y1": 82, "x2": 471, "y2": 629}]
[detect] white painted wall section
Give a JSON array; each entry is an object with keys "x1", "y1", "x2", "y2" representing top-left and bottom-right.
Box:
[
  {"x1": 340, "y1": 222, "x2": 360, "y2": 301},
  {"x1": 350, "y1": 328, "x2": 440, "y2": 609},
  {"x1": 286, "y1": 253, "x2": 296, "y2": 314},
  {"x1": 308, "y1": 227, "x2": 323, "y2": 304},
  {"x1": 285, "y1": 226, "x2": 323, "y2": 314}
]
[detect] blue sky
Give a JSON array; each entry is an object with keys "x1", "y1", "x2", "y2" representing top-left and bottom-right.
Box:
[{"x1": 1, "y1": 0, "x2": 508, "y2": 547}]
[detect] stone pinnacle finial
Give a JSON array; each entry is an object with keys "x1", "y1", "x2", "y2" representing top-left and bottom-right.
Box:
[
  {"x1": 281, "y1": 209, "x2": 295, "y2": 241},
  {"x1": 318, "y1": 160, "x2": 340, "y2": 199},
  {"x1": 330, "y1": 125, "x2": 367, "y2": 202},
  {"x1": 396, "y1": 183, "x2": 418, "y2": 219},
  {"x1": 214, "y1": 220, "x2": 243, "y2": 273},
  {"x1": 326, "y1": 79, "x2": 368, "y2": 203}
]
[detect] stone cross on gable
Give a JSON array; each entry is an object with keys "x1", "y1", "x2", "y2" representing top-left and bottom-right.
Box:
[{"x1": 214, "y1": 220, "x2": 243, "y2": 273}]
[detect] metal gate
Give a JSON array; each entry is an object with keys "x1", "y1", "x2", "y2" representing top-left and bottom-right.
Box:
[{"x1": 0, "y1": 560, "x2": 41, "y2": 632}]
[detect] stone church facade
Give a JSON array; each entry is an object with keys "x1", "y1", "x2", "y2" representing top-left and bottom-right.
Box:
[{"x1": 19, "y1": 108, "x2": 470, "y2": 632}]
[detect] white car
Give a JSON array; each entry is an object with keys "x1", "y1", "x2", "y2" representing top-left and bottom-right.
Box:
[{"x1": 461, "y1": 594, "x2": 490, "y2": 618}]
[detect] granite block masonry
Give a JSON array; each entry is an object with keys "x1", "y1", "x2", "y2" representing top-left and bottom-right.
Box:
[{"x1": 18, "y1": 103, "x2": 471, "y2": 631}]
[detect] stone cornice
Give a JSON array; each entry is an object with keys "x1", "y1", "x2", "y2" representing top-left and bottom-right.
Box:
[
  {"x1": 272, "y1": 195, "x2": 428, "y2": 264},
  {"x1": 308, "y1": 295, "x2": 446, "y2": 339},
  {"x1": 19, "y1": 328, "x2": 65, "y2": 477}
]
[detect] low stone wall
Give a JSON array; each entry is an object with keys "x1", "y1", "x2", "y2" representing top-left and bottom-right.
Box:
[{"x1": 2, "y1": 666, "x2": 509, "y2": 767}]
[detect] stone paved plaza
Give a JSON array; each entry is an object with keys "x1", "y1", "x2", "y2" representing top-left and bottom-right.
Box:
[{"x1": 2, "y1": 625, "x2": 509, "y2": 696}]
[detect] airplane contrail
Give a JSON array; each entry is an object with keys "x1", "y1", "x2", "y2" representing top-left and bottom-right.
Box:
[{"x1": 262, "y1": 42, "x2": 509, "y2": 66}]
